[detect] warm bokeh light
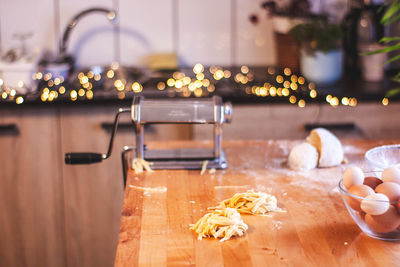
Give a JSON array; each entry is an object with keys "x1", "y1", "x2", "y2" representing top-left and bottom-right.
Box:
[
  {"x1": 167, "y1": 78, "x2": 175, "y2": 87},
  {"x1": 175, "y1": 80, "x2": 183, "y2": 89},
  {"x1": 196, "y1": 73, "x2": 205, "y2": 81},
  {"x1": 207, "y1": 84, "x2": 215, "y2": 92},
  {"x1": 241, "y1": 65, "x2": 249, "y2": 74},
  {"x1": 283, "y1": 81, "x2": 290, "y2": 88},
  {"x1": 326, "y1": 95, "x2": 332, "y2": 103},
  {"x1": 298, "y1": 99, "x2": 306, "y2": 108},
  {"x1": 70, "y1": 90, "x2": 77, "y2": 100},
  {"x1": 157, "y1": 82, "x2": 166, "y2": 90},
  {"x1": 86, "y1": 90, "x2": 94, "y2": 99},
  {"x1": 132, "y1": 82, "x2": 143, "y2": 92},
  {"x1": 283, "y1": 68, "x2": 291, "y2": 76},
  {"x1": 276, "y1": 75, "x2": 284, "y2": 83},
  {"x1": 107, "y1": 70, "x2": 115, "y2": 79},
  {"x1": 382, "y1": 97, "x2": 389, "y2": 106},
  {"x1": 16, "y1": 96, "x2": 24, "y2": 104},
  {"x1": 329, "y1": 97, "x2": 339, "y2": 107},
  {"x1": 270, "y1": 87, "x2": 276, "y2": 96},
  {"x1": 59, "y1": 86, "x2": 66, "y2": 94},
  {"x1": 78, "y1": 89, "x2": 85, "y2": 97},
  {"x1": 193, "y1": 63, "x2": 204, "y2": 74},
  {"x1": 214, "y1": 70, "x2": 224, "y2": 80},
  {"x1": 349, "y1": 97, "x2": 358, "y2": 107},
  {"x1": 267, "y1": 67, "x2": 275, "y2": 75}
]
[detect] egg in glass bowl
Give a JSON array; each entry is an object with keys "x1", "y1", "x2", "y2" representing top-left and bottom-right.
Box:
[{"x1": 338, "y1": 166, "x2": 400, "y2": 241}]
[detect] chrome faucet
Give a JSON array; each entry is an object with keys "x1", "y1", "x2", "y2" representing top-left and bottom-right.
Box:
[{"x1": 59, "y1": 7, "x2": 118, "y2": 57}]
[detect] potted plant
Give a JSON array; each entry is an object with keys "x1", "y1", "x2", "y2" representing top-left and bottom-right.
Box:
[
  {"x1": 365, "y1": 0, "x2": 400, "y2": 98},
  {"x1": 260, "y1": 0, "x2": 315, "y2": 71},
  {"x1": 289, "y1": 19, "x2": 344, "y2": 85}
]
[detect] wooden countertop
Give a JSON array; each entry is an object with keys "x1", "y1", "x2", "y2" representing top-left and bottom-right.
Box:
[{"x1": 115, "y1": 140, "x2": 400, "y2": 266}]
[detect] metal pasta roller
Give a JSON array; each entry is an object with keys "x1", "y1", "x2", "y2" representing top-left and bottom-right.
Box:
[{"x1": 65, "y1": 96, "x2": 232, "y2": 182}]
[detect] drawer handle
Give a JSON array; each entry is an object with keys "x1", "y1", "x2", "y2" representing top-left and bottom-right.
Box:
[
  {"x1": 0, "y1": 123, "x2": 19, "y2": 134},
  {"x1": 100, "y1": 122, "x2": 154, "y2": 133},
  {"x1": 304, "y1": 123, "x2": 356, "y2": 131},
  {"x1": 101, "y1": 122, "x2": 134, "y2": 131}
]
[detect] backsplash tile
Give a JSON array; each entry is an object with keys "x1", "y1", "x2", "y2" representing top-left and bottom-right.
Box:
[
  {"x1": 58, "y1": 0, "x2": 117, "y2": 68},
  {"x1": 0, "y1": 0, "x2": 307, "y2": 68},
  {"x1": 119, "y1": 0, "x2": 174, "y2": 67},
  {"x1": 0, "y1": 0, "x2": 56, "y2": 56},
  {"x1": 235, "y1": 0, "x2": 276, "y2": 66},
  {"x1": 177, "y1": 0, "x2": 232, "y2": 66}
]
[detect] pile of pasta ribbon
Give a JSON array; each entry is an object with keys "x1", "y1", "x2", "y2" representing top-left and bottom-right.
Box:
[
  {"x1": 190, "y1": 208, "x2": 248, "y2": 242},
  {"x1": 214, "y1": 191, "x2": 281, "y2": 215},
  {"x1": 190, "y1": 191, "x2": 281, "y2": 242}
]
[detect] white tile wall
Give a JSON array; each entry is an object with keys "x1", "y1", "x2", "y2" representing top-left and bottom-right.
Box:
[
  {"x1": 178, "y1": 0, "x2": 232, "y2": 66},
  {"x1": 0, "y1": 0, "x2": 56, "y2": 55},
  {"x1": 0, "y1": 0, "x2": 288, "y2": 67},
  {"x1": 119, "y1": 0, "x2": 174, "y2": 67},
  {"x1": 236, "y1": 0, "x2": 276, "y2": 66}
]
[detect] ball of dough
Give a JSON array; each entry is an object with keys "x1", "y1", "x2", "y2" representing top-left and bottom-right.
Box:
[
  {"x1": 288, "y1": 142, "x2": 319, "y2": 171},
  {"x1": 306, "y1": 128, "x2": 344, "y2": 167}
]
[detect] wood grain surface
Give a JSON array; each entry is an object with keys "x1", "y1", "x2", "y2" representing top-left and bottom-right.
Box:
[
  {"x1": 0, "y1": 108, "x2": 66, "y2": 267},
  {"x1": 115, "y1": 140, "x2": 400, "y2": 267}
]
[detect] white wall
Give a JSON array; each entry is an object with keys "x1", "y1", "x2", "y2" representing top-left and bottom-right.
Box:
[{"x1": 0, "y1": 0, "x2": 278, "y2": 68}]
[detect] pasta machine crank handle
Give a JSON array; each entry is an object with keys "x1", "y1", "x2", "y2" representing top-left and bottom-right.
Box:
[{"x1": 65, "y1": 108, "x2": 131, "y2": 164}]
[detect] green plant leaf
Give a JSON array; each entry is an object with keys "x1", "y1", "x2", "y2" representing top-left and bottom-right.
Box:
[
  {"x1": 384, "y1": 12, "x2": 400, "y2": 25},
  {"x1": 385, "y1": 88, "x2": 400, "y2": 98},
  {"x1": 381, "y1": 0, "x2": 400, "y2": 25},
  {"x1": 380, "y1": 36, "x2": 400, "y2": 43},
  {"x1": 361, "y1": 44, "x2": 400, "y2": 55},
  {"x1": 384, "y1": 54, "x2": 400, "y2": 65}
]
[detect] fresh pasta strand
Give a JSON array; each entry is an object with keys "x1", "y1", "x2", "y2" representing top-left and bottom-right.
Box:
[
  {"x1": 212, "y1": 190, "x2": 284, "y2": 215},
  {"x1": 200, "y1": 160, "x2": 208, "y2": 175},
  {"x1": 128, "y1": 185, "x2": 167, "y2": 192},
  {"x1": 190, "y1": 207, "x2": 248, "y2": 242},
  {"x1": 131, "y1": 158, "x2": 154, "y2": 174}
]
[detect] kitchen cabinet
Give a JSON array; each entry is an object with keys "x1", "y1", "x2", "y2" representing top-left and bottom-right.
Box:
[
  {"x1": 0, "y1": 104, "x2": 193, "y2": 267},
  {"x1": 0, "y1": 107, "x2": 66, "y2": 267},
  {"x1": 59, "y1": 105, "x2": 193, "y2": 267},
  {"x1": 59, "y1": 106, "x2": 129, "y2": 267}
]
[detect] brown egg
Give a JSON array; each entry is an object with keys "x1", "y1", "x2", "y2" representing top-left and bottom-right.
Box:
[
  {"x1": 365, "y1": 205, "x2": 400, "y2": 233},
  {"x1": 358, "y1": 210, "x2": 366, "y2": 220},
  {"x1": 397, "y1": 197, "x2": 400, "y2": 215},
  {"x1": 363, "y1": 176, "x2": 383, "y2": 190},
  {"x1": 375, "y1": 182, "x2": 400, "y2": 202},
  {"x1": 346, "y1": 184, "x2": 375, "y2": 211}
]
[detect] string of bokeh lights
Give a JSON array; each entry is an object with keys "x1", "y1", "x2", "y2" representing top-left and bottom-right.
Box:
[{"x1": 0, "y1": 63, "x2": 391, "y2": 107}]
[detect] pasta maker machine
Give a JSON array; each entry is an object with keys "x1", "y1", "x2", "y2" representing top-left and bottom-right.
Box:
[{"x1": 65, "y1": 95, "x2": 232, "y2": 184}]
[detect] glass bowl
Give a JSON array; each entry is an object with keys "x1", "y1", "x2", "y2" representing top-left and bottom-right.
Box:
[
  {"x1": 338, "y1": 179, "x2": 400, "y2": 241},
  {"x1": 365, "y1": 144, "x2": 400, "y2": 171}
]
